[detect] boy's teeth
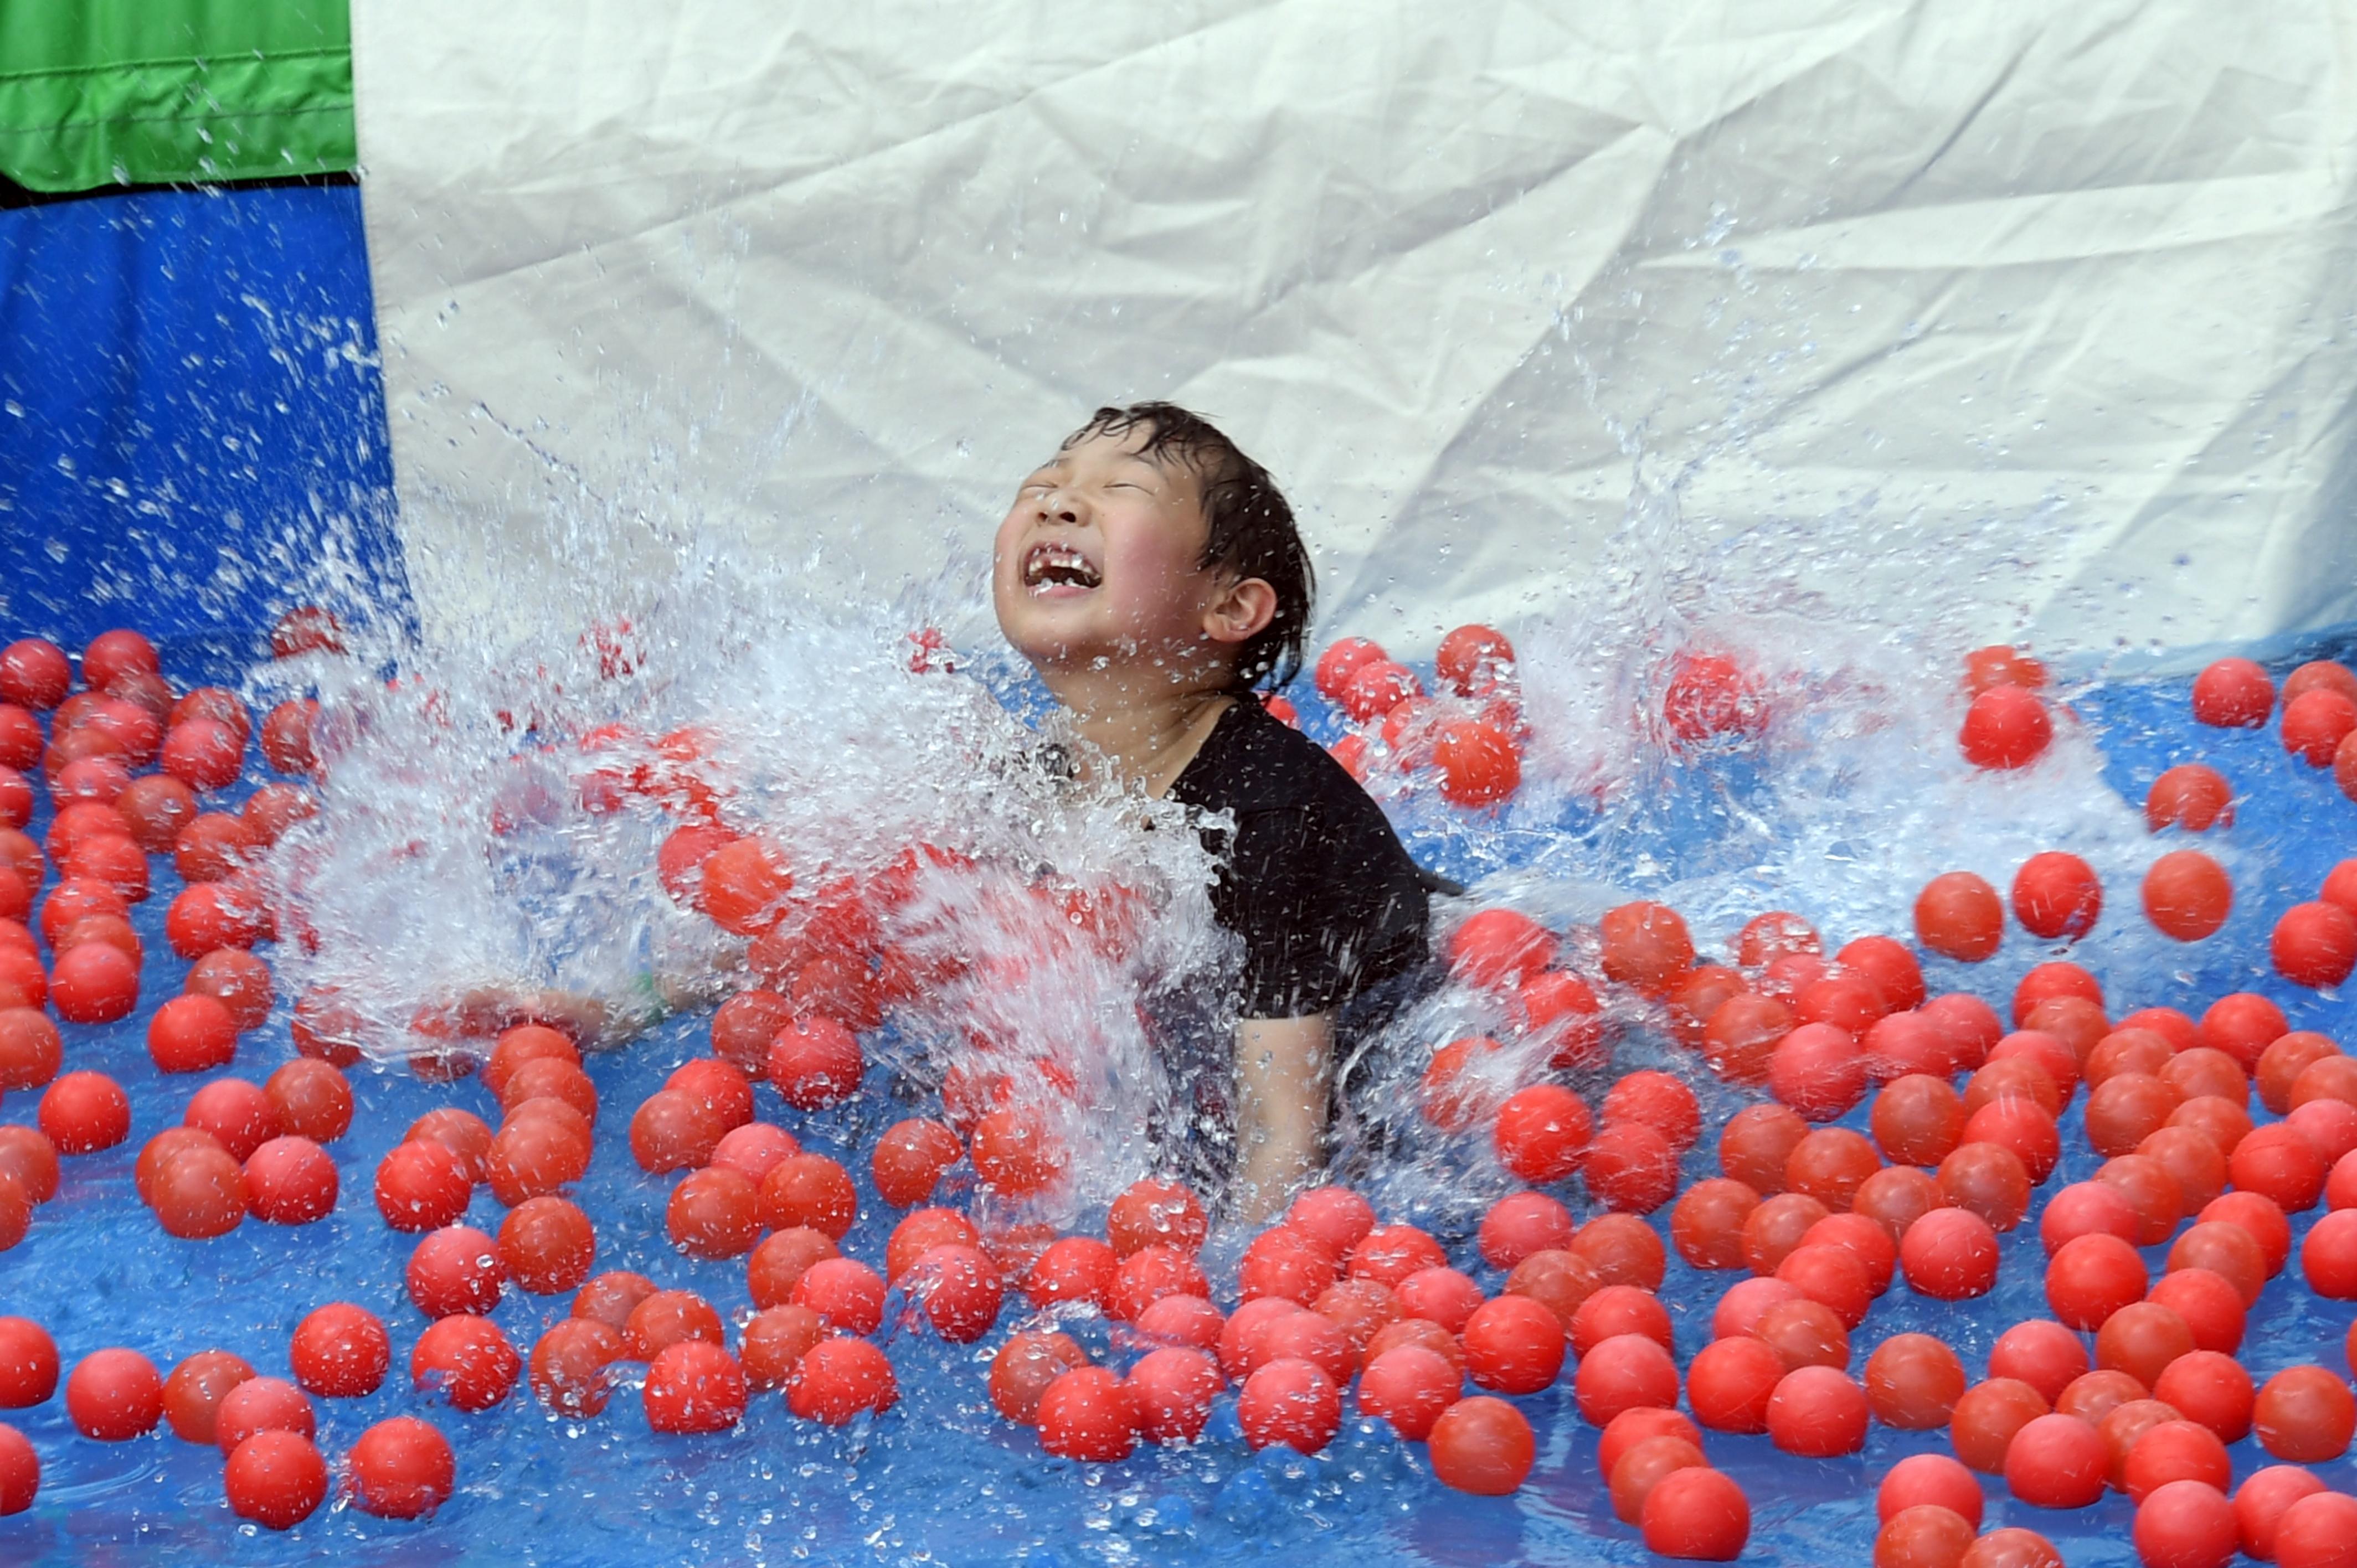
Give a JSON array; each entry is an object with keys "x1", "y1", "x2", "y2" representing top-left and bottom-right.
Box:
[{"x1": 1025, "y1": 544, "x2": 1100, "y2": 589}]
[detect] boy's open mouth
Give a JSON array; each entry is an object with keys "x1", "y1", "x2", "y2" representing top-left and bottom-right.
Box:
[{"x1": 1021, "y1": 541, "x2": 1103, "y2": 594}]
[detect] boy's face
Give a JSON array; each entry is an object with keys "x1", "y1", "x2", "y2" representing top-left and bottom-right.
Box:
[{"x1": 992, "y1": 427, "x2": 1228, "y2": 682}]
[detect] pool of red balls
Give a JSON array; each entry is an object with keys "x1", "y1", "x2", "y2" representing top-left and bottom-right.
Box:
[{"x1": 4, "y1": 614, "x2": 2357, "y2": 1565}]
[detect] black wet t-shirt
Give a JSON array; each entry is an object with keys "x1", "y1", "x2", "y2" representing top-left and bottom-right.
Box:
[{"x1": 1169, "y1": 698, "x2": 1432, "y2": 1019}]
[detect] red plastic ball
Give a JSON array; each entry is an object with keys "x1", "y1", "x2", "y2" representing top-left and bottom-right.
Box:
[
  {"x1": 39, "y1": 1070, "x2": 131, "y2": 1155},
  {"x1": 2124, "y1": 1419, "x2": 2233, "y2": 1506},
  {"x1": 1603, "y1": 1069, "x2": 1701, "y2": 1149},
  {"x1": 1598, "y1": 901, "x2": 1695, "y2": 991},
  {"x1": 1429, "y1": 1396, "x2": 1536, "y2": 1494},
  {"x1": 49, "y1": 941, "x2": 138, "y2": 1024},
  {"x1": 1951, "y1": 1378, "x2": 2050, "y2": 1473},
  {"x1": 2147, "y1": 1267, "x2": 2245, "y2": 1356},
  {"x1": 2147, "y1": 764, "x2": 2235, "y2": 832},
  {"x1": 291, "y1": 1303, "x2": 389, "y2": 1398},
  {"x1": 1460, "y1": 1294, "x2": 1564, "y2": 1395},
  {"x1": 1435, "y1": 625, "x2": 1516, "y2": 695},
  {"x1": 410, "y1": 1316, "x2": 521, "y2": 1412},
  {"x1": 0, "y1": 710, "x2": 37, "y2": 774},
  {"x1": 2278, "y1": 1492, "x2": 2357, "y2": 1568},
  {"x1": 0, "y1": 1008, "x2": 61, "y2": 1093},
  {"x1": 1278, "y1": 1187, "x2": 1370, "y2": 1260},
  {"x1": 143, "y1": 993, "x2": 239, "y2": 1075},
  {"x1": 908, "y1": 1244, "x2": 1006, "y2": 1342},
  {"x1": 1862, "y1": 1334, "x2": 1967, "y2": 1431},
  {"x1": 243, "y1": 1136, "x2": 337, "y2": 1225},
  {"x1": 1964, "y1": 644, "x2": 2049, "y2": 694},
  {"x1": 2276, "y1": 901, "x2": 2357, "y2": 988},
  {"x1": 0, "y1": 1422, "x2": 35, "y2": 1517},
  {"x1": 629, "y1": 1089, "x2": 723, "y2": 1173},
  {"x1": 1581, "y1": 1122, "x2": 1680, "y2": 1213},
  {"x1": 2045, "y1": 1231, "x2": 2147, "y2": 1328},
  {"x1": 1961, "y1": 685, "x2": 2052, "y2": 769},
  {"x1": 161, "y1": 718, "x2": 244, "y2": 791},
  {"x1": 528, "y1": 1319, "x2": 624, "y2": 1416},
  {"x1": 1641, "y1": 1466, "x2": 1751, "y2": 1561},
  {"x1": 187, "y1": 948, "x2": 273, "y2": 1035},
  {"x1": 1573, "y1": 1333, "x2": 1679, "y2": 1427},
  {"x1": 1686, "y1": 1336, "x2": 1782, "y2": 1434},
  {"x1": 1122, "y1": 1346, "x2": 1219, "y2": 1445},
  {"x1": 1769, "y1": 1023, "x2": 1869, "y2": 1121},
  {"x1": 78, "y1": 630, "x2": 157, "y2": 692},
  {"x1": 1989, "y1": 1319, "x2": 2088, "y2": 1404},
  {"x1": 2133, "y1": 1479, "x2": 2237, "y2": 1568},
  {"x1": 700, "y1": 837, "x2": 795, "y2": 935},
  {"x1": 644, "y1": 1340, "x2": 748, "y2": 1435},
  {"x1": 0, "y1": 1318, "x2": 58, "y2": 1409},
  {"x1": 2255, "y1": 1365, "x2": 2357, "y2": 1462},
  {"x1": 2004, "y1": 1411, "x2": 2109, "y2": 1509},
  {"x1": 261, "y1": 1060, "x2": 350, "y2": 1148},
  {"x1": 1901, "y1": 1206, "x2": 1999, "y2": 1300},
  {"x1": 884, "y1": 1208, "x2": 981, "y2": 1283},
  {"x1": 667, "y1": 1167, "x2": 761, "y2": 1260},
  {"x1": 1238, "y1": 1357, "x2": 1341, "y2": 1454},
  {"x1": 66, "y1": 1348, "x2": 163, "y2": 1440},
  {"x1": 408, "y1": 1225, "x2": 506, "y2": 1318},
  {"x1": 2152, "y1": 1350, "x2": 2255, "y2": 1445},
  {"x1": 2013, "y1": 852, "x2": 2102, "y2": 941},
  {"x1": 260, "y1": 699, "x2": 321, "y2": 774},
  {"x1": 2012, "y1": 961, "x2": 2104, "y2": 1025},
  {"x1": 1879, "y1": 1452, "x2": 1984, "y2": 1526},
  {"x1": 2284, "y1": 689, "x2": 2357, "y2": 765},
  {"x1": 1761, "y1": 1365, "x2": 1865, "y2": 1457},
  {"x1": 1434, "y1": 720, "x2": 1521, "y2": 807},
  {"x1": 214, "y1": 1375, "x2": 314, "y2": 1453},
  {"x1": 760, "y1": 1154, "x2": 858, "y2": 1239},
  {"x1": 869, "y1": 1118, "x2": 961, "y2": 1208},
  {"x1": 1313, "y1": 637, "x2": 1387, "y2": 701},
  {"x1": 224, "y1": 1430, "x2": 327, "y2": 1530},
  {"x1": 1447, "y1": 908, "x2": 1558, "y2": 989},
  {"x1": 1664, "y1": 654, "x2": 1767, "y2": 744},
  {"x1": 2236, "y1": 1467, "x2": 2329, "y2": 1561},
  {"x1": 1033, "y1": 1364, "x2": 1138, "y2": 1460},
  {"x1": 374, "y1": 1138, "x2": 472, "y2": 1232},
  {"x1": 970, "y1": 1108, "x2": 1067, "y2": 1198},
  {"x1": 1493, "y1": 1084, "x2": 1592, "y2": 1184},
  {"x1": 348, "y1": 1416, "x2": 456, "y2": 1519},
  {"x1": 161, "y1": 1350, "x2": 254, "y2": 1445},
  {"x1": 792, "y1": 1257, "x2": 887, "y2": 1335},
  {"x1": 2144, "y1": 852, "x2": 2232, "y2": 942},
  {"x1": 988, "y1": 1331, "x2": 1088, "y2": 1425},
  {"x1": 0, "y1": 641, "x2": 69, "y2": 709},
  {"x1": 709, "y1": 1122, "x2": 800, "y2": 1185},
  {"x1": 2191, "y1": 658, "x2": 2274, "y2": 727}
]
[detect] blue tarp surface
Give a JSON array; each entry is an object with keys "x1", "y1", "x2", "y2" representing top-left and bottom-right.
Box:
[{"x1": 0, "y1": 182, "x2": 406, "y2": 681}]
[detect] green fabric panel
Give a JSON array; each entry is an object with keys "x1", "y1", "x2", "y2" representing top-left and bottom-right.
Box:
[{"x1": 0, "y1": 1, "x2": 355, "y2": 193}]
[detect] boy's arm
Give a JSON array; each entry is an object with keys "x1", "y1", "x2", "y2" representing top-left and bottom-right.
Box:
[
  {"x1": 455, "y1": 965, "x2": 730, "y2": 1053},
  {"x1": 1232, "y1": 1013, "x2": 1333, "y2": 1223}
]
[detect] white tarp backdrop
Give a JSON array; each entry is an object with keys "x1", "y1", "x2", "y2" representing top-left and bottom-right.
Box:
[{"x1": 352, "y1": 1, "x2": 2357, "y2": 662}]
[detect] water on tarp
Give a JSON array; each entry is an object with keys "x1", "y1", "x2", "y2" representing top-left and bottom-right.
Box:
[{"x1": 6, "y1": 470, "x2": 2357, "y2": 1568}]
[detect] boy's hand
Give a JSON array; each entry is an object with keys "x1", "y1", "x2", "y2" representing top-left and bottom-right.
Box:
[
  {"x1": 451, "y1": 983, "x2": 623, "y2": 1051},
  {"x1": 1232, "y1": 1014, "x2": 1333, "y2": 1224}
]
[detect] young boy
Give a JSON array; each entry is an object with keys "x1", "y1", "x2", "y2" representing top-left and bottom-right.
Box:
[
  {"x1": 475, "y1": 403, "x2": 1433, "y2": 1221},
  {"x1": 994, "y1": 402, "x2": 1435, "y2": 1220}
]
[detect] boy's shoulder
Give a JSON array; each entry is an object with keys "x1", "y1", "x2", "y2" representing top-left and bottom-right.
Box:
[{"x1": 1174, "y1": 698, "x2": 1378, "y2": 819}]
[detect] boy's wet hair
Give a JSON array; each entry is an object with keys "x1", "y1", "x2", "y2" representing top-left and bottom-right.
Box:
[{"x1": 1066, "y1": 401, "x2": 1315, "y2": 693}]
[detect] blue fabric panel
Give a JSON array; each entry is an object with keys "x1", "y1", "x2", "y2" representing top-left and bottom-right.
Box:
[{"x1": 0, "y1": 181, "x2": 405, "y2": 683}]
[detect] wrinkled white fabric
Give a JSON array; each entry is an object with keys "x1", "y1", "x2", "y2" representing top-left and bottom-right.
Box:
[{"x1": 352, "y1": 0, "x2": 2357, "y2": 662}]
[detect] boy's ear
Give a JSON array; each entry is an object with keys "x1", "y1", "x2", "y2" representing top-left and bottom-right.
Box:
[{"x1": 1204, "y1": 575, "x2": 1278, "y2": 647}]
